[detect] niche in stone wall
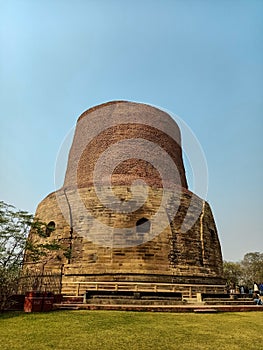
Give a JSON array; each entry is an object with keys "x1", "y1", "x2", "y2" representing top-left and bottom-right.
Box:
[
  {"x1": 136, "y1": 218, "x2": 151, "y2": 234},
  {"x1": 45, "y1": 221, "x2": 56, "y2": 237}
]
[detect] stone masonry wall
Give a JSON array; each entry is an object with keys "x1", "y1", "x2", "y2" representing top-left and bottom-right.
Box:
[{"x1": 26, "y1": 185, "x2": 223, "y2": 284}]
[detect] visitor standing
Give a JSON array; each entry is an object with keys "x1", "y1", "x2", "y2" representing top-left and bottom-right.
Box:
[{"x1": 253, "y1": 282, "x2": 259, "y2": 292}]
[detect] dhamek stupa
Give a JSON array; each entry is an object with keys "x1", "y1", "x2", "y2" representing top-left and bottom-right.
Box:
[{"x1": 24, "y1": 101, "x2": 224, "y2": 297}]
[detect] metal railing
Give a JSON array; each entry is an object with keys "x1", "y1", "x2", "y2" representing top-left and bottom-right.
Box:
[{"x1": 61, "y1": 281, "x2": 226, "y2": 298}]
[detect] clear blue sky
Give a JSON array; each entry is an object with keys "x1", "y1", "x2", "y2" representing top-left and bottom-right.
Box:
[{"x1": 1, "y1": 0, "x2": 262, "y2": 261}]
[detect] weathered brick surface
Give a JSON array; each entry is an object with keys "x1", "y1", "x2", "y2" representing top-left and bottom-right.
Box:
[
  {"x1": 25, "y1": 101, "x2": 224, "y2": 290},
  {"x1": 64, "y1": 101, "x2": 187, "y2": 189}
]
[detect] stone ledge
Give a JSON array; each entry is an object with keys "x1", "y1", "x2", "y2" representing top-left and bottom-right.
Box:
[{"x1": 53, "y1": 303, "x2": 263, "y2": 313}]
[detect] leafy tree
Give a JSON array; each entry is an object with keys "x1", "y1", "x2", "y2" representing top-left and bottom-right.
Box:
[
  {"x1": 0, "y1": 201, "x2": 62, "y2": 311},
  {"x1": 0, "y1": 201, "x2": 61, "y2": 268},
  {"x1": 223, "y1": 261, "x2": 243, "y2": 286},
  {"x1": 223, "y1": 252, "x2": 263, "y2": 288},
  {"x1": 0, "y1": 202, "x2": 30, "y2": 269},
  {"x1": 240, "y1": 252, "x2": 263, "y2": 286}
]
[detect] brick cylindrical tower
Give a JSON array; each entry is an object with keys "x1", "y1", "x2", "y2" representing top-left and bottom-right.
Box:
[
  {"x1": 64, "y1": 101, "x2": 188, "y2": 189},
  {"x1": 24, "y1": 101, "x2": 225, "y2": 296}
]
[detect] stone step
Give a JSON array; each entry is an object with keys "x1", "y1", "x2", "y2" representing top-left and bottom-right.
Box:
[
  {"x1": 183, "y1": 297, "x2": 201, "y2": 304},
  {"x1": 194, "y1": 308, "x2": 218, "y2": 313},
  {"x1": 85, "y1": 298, "x2": 184, "y2": 306},
  {"x1": 87, "y1": 294, "x2": 182, "y2": 300},
  {"x1": 57, "y1": 305, "x2": 80, "y2": 310},
  {"x1": 203, "y1": 297, "x2": 252, "y2": 301},
  {"x1": 53, "y1": 303, "x2": 263, "y2": 313},
  {"x1": 204, "y1": 300, "x2": 255, "y2": 305}
]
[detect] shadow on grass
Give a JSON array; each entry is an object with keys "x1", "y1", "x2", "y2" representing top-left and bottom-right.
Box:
[{"x1": 0, "y1": 311, "x2": 25, "y2": 320}]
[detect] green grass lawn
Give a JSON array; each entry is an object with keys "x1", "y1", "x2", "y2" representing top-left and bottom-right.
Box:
[{"x1": 0, "y1": 310, "x2": 262, "y2": 350}]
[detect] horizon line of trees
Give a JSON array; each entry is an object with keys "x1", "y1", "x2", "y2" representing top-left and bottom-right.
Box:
[{"x1": 223, "y1": 252, "x2": 263, "y2": 288}]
